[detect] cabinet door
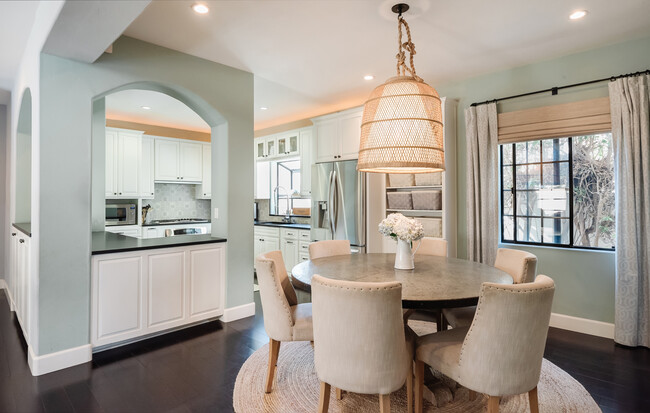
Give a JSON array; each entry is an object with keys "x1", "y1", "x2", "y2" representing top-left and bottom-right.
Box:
[
  {"x1": 155, "y1": 139, "x2": 180, "y2": 181},
  {"x1": 281, "y1": 238, "x2": 299, "y2": 272},
  {"x1": 179, "y1": 142, "x2": 203, "y2": 182},
  {"x1": 266, "y1": 137, "x2": 277, "y2": 158},
  {"x1": 199, "y1": 144, "x2": 211, "y2": 198},
  {"x1": 140, "y1": 136, "x2": 155, "y2": 198},
  {"x1": 148, "y1": 252, "x2": 185, "y2": 329},
  {"x1": 105, "y1": 130, "x2": 117, "y2": 197},
  {"x1": 316, "y1": 120, "x2": 339, "y2": 162},
  {"x1": 255, "y1": 161, "x2": 270, "y2": 199},
  {"x1": 277, "y1": 135, "x2": 287, "y2": 156},
  {"x1": 287, "y1": 132, "x2": 300, "y2": 155},
  {"x1": 9, "y1": 231, "x2": 17, "y2": 306},
  {"x1": 339, "y1": 112, "x2": 362, "y2": 160},
  {"x1": 255, "y1": 138, "x2": 267, "y2": 159},
  {"x1": 261, "y1": 236, "x2": 280, "y2": 255},
  {"x1": 118, "y1": 132, "x2": 141, "y2": 197},
  {"x1": 189, "y1": 246, "x2": 224, "y2": 319},
  {"x1": 94, "y1": 256, "x2": 143, "y2": 344},
  {"x1": 300, "y1": 129, "x2": 312, "y2": 196}
]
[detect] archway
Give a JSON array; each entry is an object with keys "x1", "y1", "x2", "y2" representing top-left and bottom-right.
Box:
[{"x1": 15, "y1": 88, "x2": 32, "y2": 223}]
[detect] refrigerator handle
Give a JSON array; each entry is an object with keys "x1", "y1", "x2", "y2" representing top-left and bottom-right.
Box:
[
  {"x1": 332, "y1": 170, "x2": 339, "y2": 235},
  {"x1": 328, "y1": 170, "x2": 335, "y2": 236}
]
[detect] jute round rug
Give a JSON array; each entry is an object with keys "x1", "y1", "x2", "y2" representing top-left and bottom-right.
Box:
[{"x1": 234, "y1": 321, "x2": 601, "y2": 412}]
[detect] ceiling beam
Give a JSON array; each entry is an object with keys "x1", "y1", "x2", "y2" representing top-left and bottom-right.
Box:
[{"x1": 42, "y1": 0, "x2": 151, "y2": 63}]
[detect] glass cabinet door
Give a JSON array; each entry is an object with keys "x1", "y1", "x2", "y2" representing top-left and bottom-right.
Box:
[
  {"x1": 277, "y1": 136, "x2": 287, "y2": 155},
  {"x1": 288, "y1": 134, "x2": 299, "y2": 154},
  {"x1": 256, "y1": 140, "x2": 266, "y2": 159},
  {"x1": 266, "y1": 138, "x2": 276, "y2": 157}
]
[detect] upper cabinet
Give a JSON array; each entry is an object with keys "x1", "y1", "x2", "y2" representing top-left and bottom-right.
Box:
[
  {"x1": 195, "y1": 143, "x2": 212, "y2": 199},
  {"x1": 299, "y1": 128, "x2": 313, "y2": 196},
  {"x1": 106, "y1": 127, "x2": 143, "y2": 198},
  {"x1": 255, "y1": 131, "x2": 301, "y2": 160},
  {"x1": 312, "y1": 106, "x2": 363, "y2": 163},
  {"x1": 140, "y1": 136, "x2": 155, "y2": 199},
  {"x1": 154, "y1": 137, "x2": 203, "y2": 182},
  {"x1": 277, "y1": 131, "x2": 300, "y2": 156}
]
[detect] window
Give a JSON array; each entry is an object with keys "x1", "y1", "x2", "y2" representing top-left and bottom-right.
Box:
[
  {"x1": 269, "y1": 159, "x2": 310, "y2": 216},
  {"x1": 501, "y1": 133, "x2": 615, "y2": 250}
]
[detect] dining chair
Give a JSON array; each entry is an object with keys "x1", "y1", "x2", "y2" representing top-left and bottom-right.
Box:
[
  {"x1": 415, "y1": 237, "x2": 448, "y2": 257},
  {"x1": 255, "y1": 251, "x2": 314, "y2": 393},
  {"x1": 308, "y1": 240, "x2": 351, "y2": 260},
  {"x1": 442, "y1": 248, "x2": 537, "y2": 328},
  {"x1": 415, "y1": 275, "x2": 555, "y2": 413},
  {"x1": 311, "y1": 274, "x2": 416, "y2": 413}
]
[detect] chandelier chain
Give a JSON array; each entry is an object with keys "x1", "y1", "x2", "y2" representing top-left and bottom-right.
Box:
[{"x1": 396, "y1": 15, "x2": 422, "y2": 81}]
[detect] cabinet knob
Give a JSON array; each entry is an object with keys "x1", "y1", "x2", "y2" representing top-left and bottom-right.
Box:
[
  {"x1": 204, "y1": 193, "x2": 207, "y2": 196},
  {"x1": 151, "y1": 192, "x2": 154, "y2": 195},
  {"x1": 181, "y1": 177, "x2": 184, "y2": 179},
  {"x1": 11, "y1": 233, "x2": 16, "y2": 236},
  {"x1": 114, "y1": 192, "x2": 117, "y2": 195},
  {"x1": 19, "y1": 239, "x2": 25, "y2": 244},
  {"x1": 119, "y1": 192, "x2": 122, "y2": 195},
  {"x1": 177, "y1": 177, "x2": 180, "y2": 179}
]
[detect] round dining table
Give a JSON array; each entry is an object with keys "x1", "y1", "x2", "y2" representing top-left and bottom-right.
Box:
[{"x1": 291, "y1": 253, "x2": 513, "y2": 311}]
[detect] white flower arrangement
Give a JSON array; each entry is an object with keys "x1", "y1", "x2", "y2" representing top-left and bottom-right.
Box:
[{"x1": 378, "y1": 213, "x2": 424, "y2": 242}]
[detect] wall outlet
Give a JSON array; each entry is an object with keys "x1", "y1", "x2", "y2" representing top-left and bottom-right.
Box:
[{"x1": 214, "y1": 208, "x2": 219, "y2": 219}]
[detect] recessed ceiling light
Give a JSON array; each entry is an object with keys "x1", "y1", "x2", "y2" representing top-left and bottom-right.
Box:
[
  {"x1": 141, "y1": 106, "x2": 151, "y2": 110},
  {"x1": 260, "y1": 107, "x2": 268, "y2": 111},
  {"x1": 192, "y1": 3, "x2": 209, "y2": 14},
  {"x1": 569, "y1": 10, "x2": 587, "y2": 20},
  {"x1": 364, "y1": 75, "x2": 375, "y2": 81}
]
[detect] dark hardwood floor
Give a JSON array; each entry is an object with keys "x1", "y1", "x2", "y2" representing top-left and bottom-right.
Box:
[{"x1": 0, "y1": 290, "x2": 647, "y2": 412}]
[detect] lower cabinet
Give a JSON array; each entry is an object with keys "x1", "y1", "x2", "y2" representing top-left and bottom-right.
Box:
[
  {"x1": 254, "y1": 225, "x2": 311, "y2": 271},
  {"x1": 91, "y1": 243, "x2": 226, "y2": 348},
  {"x1": 9, "y1": 230, "x2": 31, "y2": 343}
]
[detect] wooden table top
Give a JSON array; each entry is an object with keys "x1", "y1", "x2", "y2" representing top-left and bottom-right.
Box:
[{"x1": 291, "y1": 253, "x2": 513, "y2": 309}]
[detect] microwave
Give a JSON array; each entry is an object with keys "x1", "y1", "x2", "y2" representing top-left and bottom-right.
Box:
[{"x1": 106, "y1": 203, "x2": 137, "y2": 226}]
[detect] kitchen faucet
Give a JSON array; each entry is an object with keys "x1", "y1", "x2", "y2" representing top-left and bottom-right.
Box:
[{"x1": 273, "y1": 185, "x2": 295, "y2": 223}]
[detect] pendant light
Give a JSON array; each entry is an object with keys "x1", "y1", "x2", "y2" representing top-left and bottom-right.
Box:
[{"x1": 357, "y1": 3, "x2": 444, "y2": 174}]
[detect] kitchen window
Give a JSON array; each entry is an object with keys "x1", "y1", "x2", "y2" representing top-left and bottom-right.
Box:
[
  {"x1": 501, "y1": 133, "x2": 615, "y2": 250},
  {"x1": 269, "y1": 159, "x2": 310, "y2": 217}
]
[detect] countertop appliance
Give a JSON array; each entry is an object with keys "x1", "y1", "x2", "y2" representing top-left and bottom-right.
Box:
[
  {"x1": 164, "y1": 227, "x2": 209, "y2": 237},
  {"x1": 106, "y1": 203, "x2": 137, "y2": 226},
  {"x1": 311, "y1": 159, "x2": 366, "y2": 253}
]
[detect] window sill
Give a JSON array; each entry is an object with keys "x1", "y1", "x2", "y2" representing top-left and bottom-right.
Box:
[{"x1": 499, "y1": 242, "x2": 615, "y2": 254}]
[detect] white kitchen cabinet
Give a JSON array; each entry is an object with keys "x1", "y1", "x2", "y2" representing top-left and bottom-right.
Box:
[
  {"x1": 105, "y1": 226, "x2": 142, "y2": 238},
  {"x1": 255, "y1": 161, "x2": 270, "y2": 199},
  {"x1": 93, "y1": 255, "x2": 143, "y2": 346},
  {"x1": 91, "y1": 243, "x2": 226, "y2": 348},
  {"x1": 277, "y1": 131, "x2": 300, "y2": 157},
  {"x1": 253, "y1": 226, "x2": 280, "y2": 268},
  {"x1": 253, "y1": 226, "x2": 310, "y2": 271},
  {"x1": 195, "y1": 143, "x2": 211, "y2": 199},
  {"x1": 189, "y1": 247, "x2": 225, "y2": 319},
  {"x1": 255, "y1": 136, "x2": 279, "y2": 160},
  {"x1": 148, "y1": 251, "x2": 185, "y2": 329},
  {"x1": 11, "y1": 232, "x2": 31, "y2": 343},
  {"x1": 154, "y1": 137, "x2": 203, "y2": 182},
  {"x1": 299, "y1": 128, "x2": 313, "y2": 196},
  {"x1": 106, "y1": 128, "x2": 143, "y2": 198},
  {"x1": 313, "y1": 106, "x2": 363, "y2": 162},
  {"x1": 280, "y1": 238, "x2": 299, "y2": 272},
  {"x1": 140, "y1": 136, "x2": 155, "y2": 199}
]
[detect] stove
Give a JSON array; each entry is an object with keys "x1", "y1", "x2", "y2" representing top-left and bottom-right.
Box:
[{"x1": 147, "y1": 218, "x2": 210, "y2": 225}]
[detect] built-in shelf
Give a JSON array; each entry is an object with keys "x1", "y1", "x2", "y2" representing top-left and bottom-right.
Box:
[
  {"x1": 386, "y1": 185, "x2": 443, "y2": 190},
  {"x1": 386, "y1": 209, "x2": 443, "y2": 217}
]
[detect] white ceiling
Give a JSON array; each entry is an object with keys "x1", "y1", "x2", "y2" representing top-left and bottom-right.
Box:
[
  {"x1": 0, "y1": 1, "x2": 39, "y2": 99},
  {"x1": 123, "y1": 0, "x2": 650, "y2": 131},
  {"x1": 105, "y1": 89, "x2": 210, "y2": 132}
]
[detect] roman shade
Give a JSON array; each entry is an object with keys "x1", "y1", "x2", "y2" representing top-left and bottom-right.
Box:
[{"x1": 497, "y1": 97, "x2": 611, "y2": 143}]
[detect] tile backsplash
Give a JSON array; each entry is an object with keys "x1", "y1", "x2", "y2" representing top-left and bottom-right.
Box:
[
  {"x1": 255, "y1": 198, "x2": 310, "y2": 224},
  {"x1": 144, "y1": 183, "x2": 211, "y2": 222}
]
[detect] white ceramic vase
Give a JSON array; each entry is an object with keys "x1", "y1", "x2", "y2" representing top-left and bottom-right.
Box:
[{"x1": 395, "y1": 239, "x2": 415, "y2": 270}]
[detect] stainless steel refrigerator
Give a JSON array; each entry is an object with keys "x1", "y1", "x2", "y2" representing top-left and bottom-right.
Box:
[{"x1": 311, "y1": 160, "x2": 366, "y2": 253}]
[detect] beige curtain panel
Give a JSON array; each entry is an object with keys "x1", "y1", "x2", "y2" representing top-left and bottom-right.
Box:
[
  {"x1": 609, "y1": 74, "x2": 650, "y2": 348},
  {"x1": 466, "y1": 102, "x2": 499, "y2": 265},
  {"x1": 497, "y1": 97, "x2": 611, "y2": 144}
]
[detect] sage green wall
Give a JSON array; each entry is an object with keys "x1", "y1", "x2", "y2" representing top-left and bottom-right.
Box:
[
  {"x1": 39, "y1": 36, "x2": 253, "y2": 355},
  {"x1": 436, "y1": 35, "x2": 650, "y2": 323},
  {"x1": 90, "y1": 98, "x2": 106, "y2": 232}
]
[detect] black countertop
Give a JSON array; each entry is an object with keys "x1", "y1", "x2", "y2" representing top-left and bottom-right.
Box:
[
  {"x1": 254, "y1": 221, "x2": 311, "y2": 230},
  {"x1": 12, "y1": 223, "x2": 32, "y2": 237},
  {"x1": 92, "y1": 231, "x2": 226, "y2": 255}
]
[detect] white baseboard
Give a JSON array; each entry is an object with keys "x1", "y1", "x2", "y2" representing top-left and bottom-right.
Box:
[
  {"x1": 550, "y1": 312, "x2": 615, "y2": 339},
  {"x1": 221, "y1": 302, "x2": 256, "y2": 322},
  {"x1": 0, "y1": 279, "x2": 6, "y2": 290},
  {"x1": 28, "y1": 344, "x2": 92, "y2": 376}
]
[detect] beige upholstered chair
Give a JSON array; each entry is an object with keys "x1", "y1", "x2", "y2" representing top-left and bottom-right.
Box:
[
  {"x1": 415, "y1": 237, "x2": 448, "y2": 257},
  {"x1": 308, "y1": 240, "x2": 351, "y2": 260},
  {"x1": 415, "y1": 275, "x2": 555, "y2": 413},
  {"x1": 255, "y1": 251, "x2": 314, "y2": 393},
  {"x1": 443, "y1": 248, "x2": 538, "y2": 328},
  {"x1": 311, "y1": 274, "x2": 415, "y2": 413}
]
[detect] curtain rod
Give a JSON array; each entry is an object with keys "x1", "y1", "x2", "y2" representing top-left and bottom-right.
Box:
[{"x1": 470, "y1": 69, "x2": 650, "y2": 107}]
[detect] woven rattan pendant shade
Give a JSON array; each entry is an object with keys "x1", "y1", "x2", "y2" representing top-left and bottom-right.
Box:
[{"x1": 358, "y1": 75, "x2": 444, "y2": 173}]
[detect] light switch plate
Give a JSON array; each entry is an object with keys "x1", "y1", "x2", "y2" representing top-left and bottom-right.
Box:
[{"x1": 214, "y1": 208, "x2": 219, "y2": 219}]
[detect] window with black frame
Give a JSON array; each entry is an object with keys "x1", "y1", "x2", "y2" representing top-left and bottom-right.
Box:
[
  {"x1": 269, "y1": 159, "x2": 311, "y2": 216},
  {"x1": 501, "y1": 133, "x2": 615, "y2": 250}
]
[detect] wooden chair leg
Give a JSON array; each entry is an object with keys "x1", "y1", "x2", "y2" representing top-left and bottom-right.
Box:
[
  {"x1": 487, "y1": 395, "x2": 501, "y2": 413},
  {"x1": 469, "y1": 390, "x2": 477, "y2": 401},
  {"x1": 528, "y1": 387, "x2": 539, "y2": 413},
  {"x1": 318, "y1": 382, "x2": 331, "y2": 413},
  {"x1": 265, "y1": 339, "x2": 281, "y2": 393},
  {"x1": 379, "y1": 394, "x2": 391, "y2": 413},
  {"x1": 406, "y1": 362, "x2": 414, "y2": 413},
  {"x1": 335, "y1": 387, "x2": 343, "y2": 400},
  {"x1": 415, "y1": 360, "x2": 425, "y2": 413},
  {"x1": 403, "y1": 309, "x2": 415, "y2": 323}
]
